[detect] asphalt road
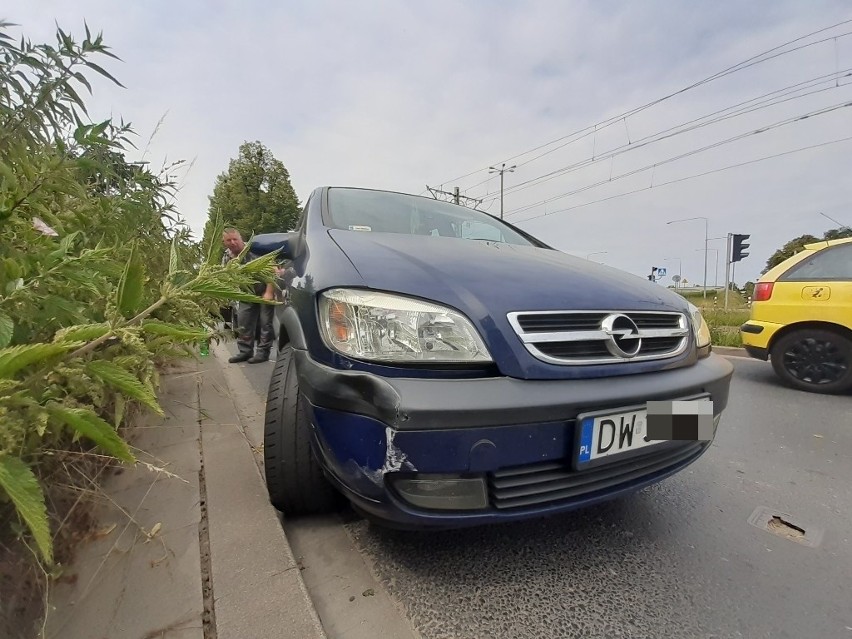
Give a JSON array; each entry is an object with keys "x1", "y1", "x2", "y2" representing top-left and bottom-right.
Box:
[{"x1": 236, "y1": 352, "x2": 852, "y2": 639}]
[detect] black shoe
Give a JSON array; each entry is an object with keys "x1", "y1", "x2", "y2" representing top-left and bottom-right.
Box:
[
  {"x1": 229, "y1": 353, "x2": 252, "y2": 363},
  {"x1": 247, "y1": 354, "x2": 269, "y2": 364}
]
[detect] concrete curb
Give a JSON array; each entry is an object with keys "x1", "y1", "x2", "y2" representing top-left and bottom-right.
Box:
[
  {"x1": 198, "y1": 347, "x2": 327, "y2": 639},
  {"x1": 712, "y1": 345, "x2": 750, "y2": 358}
]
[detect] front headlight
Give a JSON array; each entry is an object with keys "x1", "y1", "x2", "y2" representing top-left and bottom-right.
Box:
[
  {"x1": 318, "y1": 289, "x2": 492, "y2": 363},
  {"x1": 688, "y1": 303, "x2": 712, "y2": 350}
]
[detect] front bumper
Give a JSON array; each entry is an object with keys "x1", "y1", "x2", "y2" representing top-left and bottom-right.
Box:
[{"x1": 295, "y1": 351, "x2": 734, "y2": 528}]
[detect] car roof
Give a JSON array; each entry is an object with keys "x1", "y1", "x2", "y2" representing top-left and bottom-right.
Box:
[
  {"x1": 802, "y1": 236, "x2": 852, "y2": 250},
  {"x1": 760, "y1": 235, "x2": 852, "y2": 282}
]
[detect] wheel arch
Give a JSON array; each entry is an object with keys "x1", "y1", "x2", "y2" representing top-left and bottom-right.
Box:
[
  {"x1": 768, "y1": 321, "x2": 852, "y2": 354},
  {"x1": 276, "y1": 305, "x2": 307, "y2": 351}
]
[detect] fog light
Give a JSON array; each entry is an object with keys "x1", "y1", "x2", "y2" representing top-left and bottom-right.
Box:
[{"x1": 393, "y1": 476, "x2": 488, "y2": 510}]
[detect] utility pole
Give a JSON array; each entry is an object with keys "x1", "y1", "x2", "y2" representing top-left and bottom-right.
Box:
[
  {"x1": 488, "y1": 163, "x2": 516, "y2": 219},
  {"x1": 425, "y1": 185, "x2": 483, "y2": 209}
]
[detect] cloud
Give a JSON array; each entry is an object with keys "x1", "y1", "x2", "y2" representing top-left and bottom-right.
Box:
[{"x1": 9, "y1": 0, "x2": 852, "y2": 284}]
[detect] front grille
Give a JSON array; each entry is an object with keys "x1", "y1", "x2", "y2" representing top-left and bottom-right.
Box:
[
  {"x1": 517, "y1": 312, "x2": 605, "y2": 333},
  {"x1": 489, "y1": 442, "x2": 705, "y2": 510},
  {"x1": 508, "y1": 310, "x2": 690, "y2": 365},
  {"x1": 640, "y1": 337, "x2": 683, "y2": 353},
  {"x1": 536, "y1": 341, "x2": 610, "y2": 358}
]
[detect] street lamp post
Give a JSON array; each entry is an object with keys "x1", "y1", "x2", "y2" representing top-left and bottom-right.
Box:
[
  {"x1": 489, "y1": 163, "x2": 516, "y2": 220},
  {"x1": 667, "y1": 217, "x2": 709, "y2": 299},
  {"x1": 695, "y1": 248, "x2": 719, "y2": 288}
]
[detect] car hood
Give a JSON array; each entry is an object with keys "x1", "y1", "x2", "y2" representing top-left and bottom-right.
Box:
[
  {"x1": 329, "y1": 230, "x2": 686, "y2": 312},
  {"x1": 327, "y1": 230, "x2": 694, "y2": 379}
]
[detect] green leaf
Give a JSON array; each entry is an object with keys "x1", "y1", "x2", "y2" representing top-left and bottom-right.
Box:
[
  {"x1": 113, "y1": 395, "x2": 126, "y2": 429},
  {"x1": 0, "y1": 312, "x2": 12, "y2": 348},
  {"x1": 84, "y1": 60, "x2": 125, "y2": 88},
  {"x1": 54, "y1": 323, "x2": 111, "y2": 343},
  {"x1": 49, "y1": 230, "x2": 82, "y2": 259},
  {"x1": 86, "y1": 360, "x2": 163, "y2": 416},
  {"x1": 62, "y1": 82, "x2": 88, "y2": 114},
  {"x1": 73, "y1": 71, "x2": 92, "y2": 94},
  {"x1": 205, "y1": 208, "x2": 225, "y2": 266},
  {"x1": 236, "y1": 252, "x2": 278, "y2": 276},
  {"x1": 57, "y1": 27, "x2": 74, "y2": 52},
  {"x1": 187, "y1": 281, "x2": 271, "y2": 304},
  {"x1": 116, "y1": 243, "x2": 144, "y2": 318},
  {"x1": 4, "y1": 258, "x2": 21, "y2": 280},
  {"x1": 141, "y1": 320, "x2": 210, "y2": 341},
  {"x1": 0, "y1": 343, "x2": 78, "y2": 379},
  {"x1": 46, "y1": 404, "x2": 135, "y2": 463},
  {"x1": 91, "y1": 120, "x2": 109, "y2": 137},
  {"x1": 41, "y1": 295, "x2": 87, "y2": 323},
  {"x1": 0, "y1": 456, "x2": 52, "y2": 564},
  {"x1": 0, "y1": 160, "x2": 17, "y2": 187},
  {"x1": 168, "y1": 235, "x2": 180, "y2": 278}
]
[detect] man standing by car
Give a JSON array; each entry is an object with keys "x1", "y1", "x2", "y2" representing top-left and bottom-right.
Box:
[{"x1": 222, "y1": 227, "x2": 275, "y2": 364}]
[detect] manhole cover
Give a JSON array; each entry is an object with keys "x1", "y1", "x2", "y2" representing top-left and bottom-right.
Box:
[{"x1": 748, "y1": 506, "x2": 823, "y2": 547}]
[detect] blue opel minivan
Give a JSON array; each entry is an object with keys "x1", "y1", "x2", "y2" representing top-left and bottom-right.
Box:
[{"x1": 254, "y1": 187, "x2": 733, "y2": 529}]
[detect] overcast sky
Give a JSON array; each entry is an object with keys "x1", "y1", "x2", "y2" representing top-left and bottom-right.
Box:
[{"x1": 12, "y1": 1, "x2": 852, "y2": 284}]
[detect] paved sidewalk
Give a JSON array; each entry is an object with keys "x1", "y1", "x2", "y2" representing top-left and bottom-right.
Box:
[{"x1": 46, "y1": 355, "x2": 325, "y2": 639}]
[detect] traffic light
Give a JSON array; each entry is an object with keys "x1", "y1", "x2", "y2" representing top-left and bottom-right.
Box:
[{"x1": 732, "y1": 234, "x2": 750, "y2": 262}]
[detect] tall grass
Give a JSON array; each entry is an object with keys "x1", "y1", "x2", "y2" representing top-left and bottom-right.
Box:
[{"x1": 675, "y1": 291, "x2": 750, "y2": 347}]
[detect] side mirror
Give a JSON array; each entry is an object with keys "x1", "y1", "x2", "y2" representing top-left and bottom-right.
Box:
[{"x1": 249, "y1": 232, "x2": 297, "y2": 260}]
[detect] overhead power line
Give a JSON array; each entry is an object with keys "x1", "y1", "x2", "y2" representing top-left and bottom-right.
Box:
[
  {"x1": 428, "y1": 18, "x2": 852, "y2": 188},
  {"x1": 507, "y1": 135, "x2": 852, "y2": 225},
  {"x1": 475, "y1": 68, "x2": 852, "y2": 202},
  {"x1": 502, "y1": 100, "x2": 852, "y2": 217}
]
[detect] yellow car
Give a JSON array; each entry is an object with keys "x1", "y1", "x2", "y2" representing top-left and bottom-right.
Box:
[{"x1": 741, "y1": 237, "x2": 852, "y2": 394}]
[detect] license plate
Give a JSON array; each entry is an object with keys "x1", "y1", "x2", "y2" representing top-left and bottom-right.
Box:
[
  {"x1": 577, "y1": 408, "x2": 659, "y2": 464},
  {"x1": 576, "y1": 397, "x2": 711, "y2": 466}
]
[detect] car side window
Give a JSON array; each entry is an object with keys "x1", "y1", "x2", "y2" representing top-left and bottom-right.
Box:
[{"x1": 780, "y1": 244, "x2": 852, "y2": 281}]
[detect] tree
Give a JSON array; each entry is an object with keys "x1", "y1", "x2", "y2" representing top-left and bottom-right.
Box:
[
  {"x1": 823, "y1": 226, "x2": 852, "y2": 241},
  {"x1": 203, "y1": 141, "x2": 300, "y2": 244},
  {"x1": 764, "y1": 227, "x2": 852, "y2": 273},
  {"x1": 742, "y1": 281, "x2": 755, "y2": 299}
]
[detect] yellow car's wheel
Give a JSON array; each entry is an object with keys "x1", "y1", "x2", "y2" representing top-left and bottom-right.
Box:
[{"x1": 770, "y1": 329, "x2": 852, "y2": 394}]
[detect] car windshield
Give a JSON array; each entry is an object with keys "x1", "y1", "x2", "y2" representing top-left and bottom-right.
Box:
[{"x1": 326, "y1": 188, "x2": 536, "y2": 246}]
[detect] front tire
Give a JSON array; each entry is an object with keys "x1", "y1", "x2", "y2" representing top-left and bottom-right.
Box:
[
  {"x1": 770, "y1": 329, "x2": 852, "y2": 394},
  {"x1": 263, "y1": 345, "x2": 340, "y2": 513}
]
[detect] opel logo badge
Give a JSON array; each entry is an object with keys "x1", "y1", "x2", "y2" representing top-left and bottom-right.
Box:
[{"x1": 601, "y1": 314, "x2": 642, "y2": 358}]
